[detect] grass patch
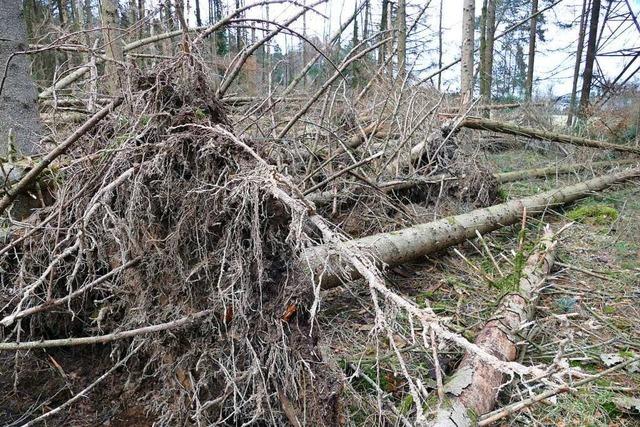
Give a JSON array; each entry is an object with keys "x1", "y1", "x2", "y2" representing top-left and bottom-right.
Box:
[{"x1": 567, "y1": 204, "x2": 619, "y2": 225}]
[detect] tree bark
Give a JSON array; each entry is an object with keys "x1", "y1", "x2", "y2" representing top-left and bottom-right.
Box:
[
  {"x1": 100, "y1": 0, "x2": 124, "y2": 95},
  {"x1": 480, "y1": 0, "x2": 495, "y2": 117},
  {"x1": 525, "y1": 0, "x2": 538, "y2": 100},
  {"x1": 0, "y1": 0, "x2": 43, "y2": 156},
  {"x1": 459, "y1": 116, "x2": 640, "y2": 154},
  {"x1": 194, "y1": 0, "x2": 202, "y2": 27},
  {"x1": 379, "y1": 0, "x2": 389, "y2": 67},
  {"x1": 397, "y1": 0, "x2": 407, "y2": 79},
  {"x1": 461, "y1": 0, "x2": 475, "y2": 105},
  {"x1": 567, "y1": 0, "x2": 590, "y2": 126},
  {"x1": 433, "y1": 227, "x2": 556, "y2": 426},
  {"x1": 438, "y1": 0, "x2": 444, "y2": 90},
  {"x1": 578, "y1": 0, "x2": 601, "y2": 118},
  {"x1": 304, "y1": 167, "x2": 640, "y2": 288}
]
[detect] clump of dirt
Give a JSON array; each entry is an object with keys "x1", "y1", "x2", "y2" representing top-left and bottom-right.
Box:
[{"x1": 0, "y1": 61, "x2": 341, "y2": 425}]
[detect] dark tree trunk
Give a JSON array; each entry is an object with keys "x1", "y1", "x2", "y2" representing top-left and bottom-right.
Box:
[
  {"x1": 525, "y1": 0, "x2": 538, "y2": 100},
  {"x1": 578, "y1": 0, "x2": 601, "y2": 118},
  {"x1": 194, "y1": 0, "x2": 202, "y2": 27},
  {"x1": 567, "y1": 0, "x2": 590, "y2": 126}
]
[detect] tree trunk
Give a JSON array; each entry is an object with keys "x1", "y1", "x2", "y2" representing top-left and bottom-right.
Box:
[
  {"x1": 525, "y1": 0, "x2": 538, "y2": 100},
  {"x1": 194, "y1": 0, "x2": 202, "y2": 27},
  {"x1": 567, "y1": 0, "x2": 590, "y2": 126},
  {"x1": 100, "y1": 0, "x2": 124, "y2": 95},
  {"x1": 578, "y1": 0, "x2": 601, "y2": 118},
  {"x1": 479, "y1": 0, "x2": 488, "y2": 95},
  {"x1": 386, "y1": 0, "x2": 393, "y2": 77},
  {"x1": 461, "y1": 0, "x2": 475, "y2": 105},
  {"x1": 433, "y1": 227, "x2": 556, "y2": 426},
  {"x1": 304, "y1": 167, "x2": 640, "y2": 288},
  {"x1": 479, "y1": 0, "x2": 495, "y2": 117},
  {"x1": 0, "y1": 0, "x2": 43, "y2": 156},
  {"x1": 459, "y1": 116, "x2": 640, "y2": 154},
  {"x1": 438, "y1": 0, "x2": 444, "y2": 90},
  {"x1": 379, "y1": 0, "x2": 389, "y2": 67},
  {"x1": 397, "y1": 0, "x2": 407, "y2": 79}
]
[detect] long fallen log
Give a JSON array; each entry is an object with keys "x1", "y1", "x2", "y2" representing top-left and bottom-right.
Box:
[
  {"x1": 459, "y1": 117, "x2": 640, "y2": 155},
  {"x1": 432, "y1": 226, "x2": 556, "y2": 426},
  {"x1": 306, "y1": 159, "x2": 637, "y2": 206},
  {"x1": 304, "y1": 167, "x2": 640, "y2": 288}
]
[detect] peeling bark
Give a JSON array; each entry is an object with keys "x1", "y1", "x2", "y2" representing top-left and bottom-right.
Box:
[{"x1": 432, "y1": 226, "x2": 556, "y2": 426}]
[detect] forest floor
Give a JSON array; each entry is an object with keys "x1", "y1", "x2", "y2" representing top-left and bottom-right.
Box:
[
  {"x1": 2, "y1": 137, "x2": 639, "y2": 425},
  {"x1": 322, "y1": 146, "x2": 640, "y2": 426}
]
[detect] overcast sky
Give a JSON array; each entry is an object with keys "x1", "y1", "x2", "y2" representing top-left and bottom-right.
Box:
[{"x1": 184, "y1": 0, "x2": 640, "y2": 97}]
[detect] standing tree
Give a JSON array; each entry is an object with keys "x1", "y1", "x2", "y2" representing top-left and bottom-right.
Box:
[
  {"x1": 479, "y1": 0, "x2": 496, "y2": 114},
  {"x1": 438, "y1": 0, "x2": 444, "y2": 90},
  {"x1": 578, "y1": 0, "x2": 601, "y2": 117},
  {"x1": 461, "y1": 0, "x2": 476, "y2": 105},
  {"x1": 397, "y1": 0, "x2": 407, "y2": 79},
  {"x1": 101, "y1": 0, "x2": 124, "y2": 94},
  {"x1": 524, "y1": 0, "x2": 538, "y2": 100},
  {"x1": 567, "y1": 0, "x2": 591, "y2": 126},
  {"x1": 0, "y1": 0, "x2": 42, "y2": 156}
]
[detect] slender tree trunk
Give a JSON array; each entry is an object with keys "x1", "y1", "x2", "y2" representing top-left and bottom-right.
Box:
[
  {"x1": 461, "y1": 0, "x2": 475, "y2": 105},
  {"x1": 525, "y1": 0, "x2": 538, "y2": 100},
  {"x1": 386, "y1": 0, "x2": 393, "y2": 76},
  {"x1": 138, "y1": 0, "x2": 146, "y2": 37},
  {"x1": 379, "y1": 0, "x2": 388, "y2": 66},
  {"x1": 128, "y1": 0, "x2": 137, "y2": 29},
  {"x1": 100, "y1": 0, "x2": 124, "y2": 94},
  {"x1": 397, "y1": 0, "x2": 407, "y2": 79},
  {"x1": 578, "y1": 0, "x2": 601, "y2": 118},
  {"x1": 480, "y1": 0, "x2": 495, "y2": 117},
  {"x1": 194, "y1": 0, "x2": 202, "y2": 27},
  {"x1": 363, "y1": 0, "x2": 370, "y2": 42},
  {"x1": 567, "y1": 0, "x2": 590, "y2": 126},
  {"x1": 479, "y1": 0, "x2": 488, "y2": 89},
  {"x1": 438, "y1": 0, "x2": 444, "y2": 90}
]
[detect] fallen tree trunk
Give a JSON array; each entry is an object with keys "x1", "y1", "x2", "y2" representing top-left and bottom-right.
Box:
[
  {"x1": 307, "y1": 159, "x2": 637, "y2": 206},
  {"x1": 432, "y1": 226, "x2": 556, "y2": 426},
  {"x1": 304, "y1": 167, "x2": 640, "y2": 288},
  {"x1": 459, "y1": 117, "x2": 640, "y2": 155},
  {"x1": 493, "y1": 158, "x2": 637, "y2": 183}
]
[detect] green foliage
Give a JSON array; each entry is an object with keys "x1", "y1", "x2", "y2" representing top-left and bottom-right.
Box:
[
  {"x1": 567, "y1": 204, "x2": 619, "y2": 225},
  {"x1": 554, "y1": 296, "x2": 578, "y2": 313}
]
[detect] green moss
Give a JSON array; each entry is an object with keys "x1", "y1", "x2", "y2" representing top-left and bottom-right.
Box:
[
  {"x1": 567, "y1": 204, "x2": 619, "y2": 225},
  {"x1": 399, "y1": 394, "x2": 413, "y2": 414},
  {"x1": 602, "y1": 305, "x2": 616, "y2": 314},
  {"x1": 497, "y1": 187, "x2": 508, "y2": 201}
]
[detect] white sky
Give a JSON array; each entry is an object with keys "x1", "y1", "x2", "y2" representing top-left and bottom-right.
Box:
[{"x1": 182, "y1": 0, "x2": 640, "y2": 97}]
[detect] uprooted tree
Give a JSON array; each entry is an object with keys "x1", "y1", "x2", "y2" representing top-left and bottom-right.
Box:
[{"x1": 2, "y1": 0, "x2": 640, "y2": 426}]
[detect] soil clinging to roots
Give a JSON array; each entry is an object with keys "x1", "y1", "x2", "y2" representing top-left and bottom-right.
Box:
[{"x1": 0, "y1": 62, "x2": 341, "y2": 425}]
